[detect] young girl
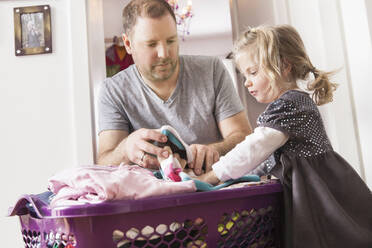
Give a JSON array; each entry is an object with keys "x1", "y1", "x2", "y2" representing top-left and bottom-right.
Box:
[{"x1": 198, "y1": 25, "x2": 372, "y2": 248}]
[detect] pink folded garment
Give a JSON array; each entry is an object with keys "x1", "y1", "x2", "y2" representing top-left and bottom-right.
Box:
[{"x1": 48, "y1": 164, "x2": 196, "y2": 207}]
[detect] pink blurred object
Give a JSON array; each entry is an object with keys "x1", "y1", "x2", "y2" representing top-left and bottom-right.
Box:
[
  {"x1": 164, "y1": 162, "x2": 182, "y2": 182},
  {"x1": 48, "y1": 164, "x2": 196, "y2": 207},
  {"x1": 160, "y1": 155, "x2": 183, "y2": 182}
]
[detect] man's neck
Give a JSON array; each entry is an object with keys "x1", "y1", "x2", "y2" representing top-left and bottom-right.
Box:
[{"x1": 142, "y1": 64, "x2": 180, "y2": 101}]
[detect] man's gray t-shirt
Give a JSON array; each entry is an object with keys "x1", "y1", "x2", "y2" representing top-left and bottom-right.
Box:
[{"x1": 98, "y1": 55, "x2": 243, "y2": 145}]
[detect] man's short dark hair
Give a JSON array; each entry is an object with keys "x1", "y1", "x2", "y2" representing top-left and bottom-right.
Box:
[{"x1": 123, "y1": 0, "x2": 177, "y2": 36}]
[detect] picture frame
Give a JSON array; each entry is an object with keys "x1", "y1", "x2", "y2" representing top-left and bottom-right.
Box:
[{"x1": 13, "y1": 5, "x2": 52, "y2": 56}]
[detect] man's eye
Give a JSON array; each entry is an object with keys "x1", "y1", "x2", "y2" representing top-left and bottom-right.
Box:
[
  {"x1": 148, "y1": 43, "x2": 156, "y2": 47},
  {"x1": 167, "y1": 40, "x2": 175, "y2": 44}
]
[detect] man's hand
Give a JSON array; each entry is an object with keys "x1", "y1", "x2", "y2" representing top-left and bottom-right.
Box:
[
  {"x1": 188, "y1": 144, "x2": 219, "y2": 175},
  {"x1": 97, "y1": 128, "x2": 169, "y2": 168},
  {"x1": 123, "y1": 128, "x2": 170, "y2": 168}
]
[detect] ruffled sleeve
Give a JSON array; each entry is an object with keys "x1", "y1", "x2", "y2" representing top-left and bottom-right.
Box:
[{"x1": 257, "y1": 97, "x2": 314, "y2": 140}]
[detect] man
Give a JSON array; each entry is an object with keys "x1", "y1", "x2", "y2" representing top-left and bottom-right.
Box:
[{"x1": 97, "y1": 0, "x2": 251, "y2": 175}]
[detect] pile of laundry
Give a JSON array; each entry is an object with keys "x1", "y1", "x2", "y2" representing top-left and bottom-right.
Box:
[
  {"x1": 48, "y1": 125, "x2": 260, "y2": 207},
  {"x1": 48, "y1": 164, "x2": 196, "y2": 207}
]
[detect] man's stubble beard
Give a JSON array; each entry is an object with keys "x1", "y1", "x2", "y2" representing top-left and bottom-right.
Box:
[{"x1": 148, "y1": 56, "x2": 179, "y2": 83}]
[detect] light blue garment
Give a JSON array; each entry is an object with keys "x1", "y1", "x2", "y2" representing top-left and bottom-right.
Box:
[{"x1": 179, "y1": 172, "x2": 260, "y2": 191}]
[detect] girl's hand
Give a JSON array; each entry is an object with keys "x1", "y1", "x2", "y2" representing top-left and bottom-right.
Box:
[
  {"x1": 188, "y1": 144, "x2": 219, "y2": 176},
  {"x1": 197, "y1": 170, "x2": 220, "y2": 186}
]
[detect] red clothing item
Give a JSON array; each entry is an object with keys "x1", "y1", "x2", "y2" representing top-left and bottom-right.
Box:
[{"x1": 105, "y1": 44, "x2": 134, "y2": 77}]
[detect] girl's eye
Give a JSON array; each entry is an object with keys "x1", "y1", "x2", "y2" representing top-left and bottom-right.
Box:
[
  {"x1": 167, "y1": 40, "x2": 175, "y2": 44},
  {"x1": 250, "y1": 71, "x2": 257, "y2": 75}
]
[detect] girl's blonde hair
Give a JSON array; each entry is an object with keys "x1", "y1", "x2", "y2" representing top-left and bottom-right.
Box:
[{"x1": 233, "y1": 25, "x2": 337, "y2": 105}]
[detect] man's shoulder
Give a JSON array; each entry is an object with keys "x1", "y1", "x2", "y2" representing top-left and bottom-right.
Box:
[
  {"x1": 100, "y1": 65, "x2": 140, "y2": 98},
  {"x1": 103, "y1": 65, "x2": 138, "y2": 88},
  {"x1": 180, "y1": 55, "x2": 224, "y2": 77},
  {"x1": 180, "y1": 54, "x2": 220, "y2": 66}
]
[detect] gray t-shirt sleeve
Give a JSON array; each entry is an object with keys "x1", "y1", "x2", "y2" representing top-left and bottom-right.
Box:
[
  {"x1": 97, "y1": 78, "x2": 130, "y2": 134},
  {"x1": 213, "y1": 58, "x2": 244, "y2": 122}
]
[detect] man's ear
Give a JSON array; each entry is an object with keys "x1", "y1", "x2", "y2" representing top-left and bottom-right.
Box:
[{"x1": 122, "y1": 33, "x2": 132, "y2": 54}]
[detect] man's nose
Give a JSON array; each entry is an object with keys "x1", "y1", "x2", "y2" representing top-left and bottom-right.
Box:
[{"x1": 157, "y1": 44, "x2": 169, "y2": 58}]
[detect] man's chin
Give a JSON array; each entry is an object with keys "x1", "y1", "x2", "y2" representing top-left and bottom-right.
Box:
[
  {"x1": 152, "y1": 75, "x2": 172, "y2": 82},
  {"x1": 151, "y1": 71, "x2": 175, "y2": 82}
]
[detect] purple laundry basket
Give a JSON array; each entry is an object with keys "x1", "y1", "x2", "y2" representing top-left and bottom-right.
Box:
[{"x1": 9, "y1": 180, "x2": 283, "y2": 248}]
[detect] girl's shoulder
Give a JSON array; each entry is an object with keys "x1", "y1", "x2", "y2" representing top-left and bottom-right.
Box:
[
  {"x1": 258, "y1": 90, "x2": 318, "y2": 124},
  {"x1": 280, "y1": 89, "x2": 311, "y2": 102},
  {"x1": 257, "y1": 89, "x2": 324, "y2": 138},
  {"x1": 271, "y1": 89, "x2": 315, "y2": 111}
]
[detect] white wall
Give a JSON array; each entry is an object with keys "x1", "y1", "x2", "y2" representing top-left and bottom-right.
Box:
[
  {"x1": 102, "y1": 0, "x2": 130, "y2": 40},
  {"x1": 0, "y1": 0, "x2": 94, "y2": 246},
  {"x1": 179, "y1": 32, "x2": 233, "y2": 57},
  {"x1": 178, "y1": 0, "x2": 233, "y2": 57},
  {"x1": 339, "y1": 0, "x2": 372, "y2": 187},
  {"x1": 285, "y1": 0, "x2": 370, "y2": 186},
  {"x1": 230, "y1": 0, "x2": 276, "y2": 127},
  {"x1": 234, "y1": 0, "x2": 276, "y2": 29},
  {"x1": 87, "y1": 0, "x2": 106, "y2": 159}
]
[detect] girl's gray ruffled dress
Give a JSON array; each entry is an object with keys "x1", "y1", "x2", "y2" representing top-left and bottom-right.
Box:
[{"x1": 258, "y1": 90, "x2": 372, "y2": 248}]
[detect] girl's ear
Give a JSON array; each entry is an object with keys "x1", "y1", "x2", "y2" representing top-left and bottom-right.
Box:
[
  {"x1": 122, "y1": 33, "x2": 132, "y2": 54},
  {"x1": 282, "y1": 58, "x2": 292, "y2": 78}
]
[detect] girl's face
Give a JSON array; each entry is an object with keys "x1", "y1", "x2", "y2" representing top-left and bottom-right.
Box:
[{"x1": 236, "y1": 52, "x2": 283, "y2": 103}]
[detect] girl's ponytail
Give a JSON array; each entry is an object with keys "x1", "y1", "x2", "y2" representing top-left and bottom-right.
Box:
[{"x1": 307, "y1": 67, "x2": 338, "y2": 105}]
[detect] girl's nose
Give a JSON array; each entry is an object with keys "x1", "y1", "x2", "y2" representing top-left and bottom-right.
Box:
[{"x1": 244, "y1": 79, "x2": 253, "y2": 88}]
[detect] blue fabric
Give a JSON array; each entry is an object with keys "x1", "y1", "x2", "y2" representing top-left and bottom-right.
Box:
[
  {"x1": 161, "y1": 129, "x2": 185, "y2": 150},
  {"x1": 179, "y1": 172, "x2": 260, "y2": 191},
  {"x1": 153, "y1": 128, "x2": 188, "y2": 161},
  {"x1": 153, "y1": 170, "x2": 163, "y2": 179},
  {"x1": 153, "y1": 171, "x2": 260, "y2": 191},
  {"x1": 153, "y1": 170, "x2": 260, "y2": 191}
]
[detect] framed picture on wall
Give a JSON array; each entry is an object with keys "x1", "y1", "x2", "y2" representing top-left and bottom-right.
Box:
[{"x1": 13, "y1": 5, "x2": 52, "y2": 56}]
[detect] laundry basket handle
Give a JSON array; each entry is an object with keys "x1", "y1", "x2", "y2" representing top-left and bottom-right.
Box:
[{"x1": 7, "y1": 192, "x2": 52, "y2": 218}]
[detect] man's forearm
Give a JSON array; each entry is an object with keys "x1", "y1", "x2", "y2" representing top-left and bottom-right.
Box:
[
  {"x1": 208, "y1": 130, "x2": 249, "y2": 156},
  {"x1": 97, "y1": 139, "x2": 130, "y2": 165}
]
